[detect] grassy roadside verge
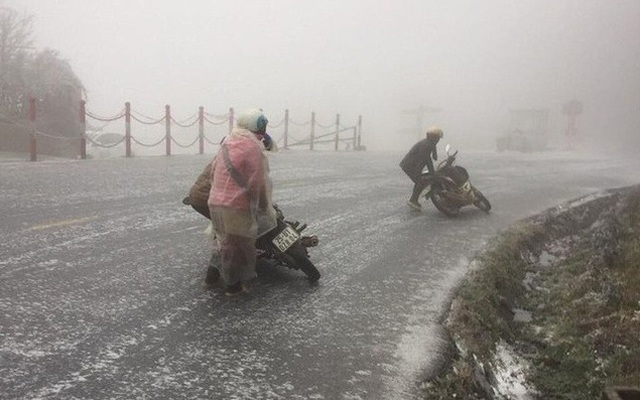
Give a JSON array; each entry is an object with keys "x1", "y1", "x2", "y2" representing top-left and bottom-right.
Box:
[{"x1": 422, "y1": 185, "x2": 640, "y2": 399}]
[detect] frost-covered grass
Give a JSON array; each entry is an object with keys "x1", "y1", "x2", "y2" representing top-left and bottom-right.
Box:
[{"x1": 422, "y1": 185, "x2": 640, "y2": 399}]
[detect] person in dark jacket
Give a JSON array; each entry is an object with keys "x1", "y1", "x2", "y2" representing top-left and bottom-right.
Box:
[{"x1": 399, "y1": 126, "x2": 444, "y2": 211}]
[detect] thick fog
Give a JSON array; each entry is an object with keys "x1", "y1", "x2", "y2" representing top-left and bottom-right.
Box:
[{"x1": 5, "y1": 0, "x2": 640, "y2": 151}]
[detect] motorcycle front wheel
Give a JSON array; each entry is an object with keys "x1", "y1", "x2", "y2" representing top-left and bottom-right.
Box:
[
  {"x1": 430, "y1": 188, "x2": 461, "y2": 217},
  {"x1": 473, "y1": 188, "x2": 492, "y2": 213},
  {"x1": 285, "y1": 242, "x2": 321, "y2": 282}
]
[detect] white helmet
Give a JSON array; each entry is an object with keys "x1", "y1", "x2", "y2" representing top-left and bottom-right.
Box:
[{"x1": 237, "y1": 109, "x2": 268, "y2": 134}]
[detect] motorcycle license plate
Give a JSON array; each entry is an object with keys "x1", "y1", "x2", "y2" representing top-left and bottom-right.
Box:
[
  {"x1": 462, "y1": 181, "x2": 471, "y2": 193},
  {"x1": 272, "y1": 226, "x2": 300, "y2": 252}
]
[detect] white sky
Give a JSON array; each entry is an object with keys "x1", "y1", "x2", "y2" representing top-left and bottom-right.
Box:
[{"x1": 4, "y1": 0, "x2": 640, "y2": 150}]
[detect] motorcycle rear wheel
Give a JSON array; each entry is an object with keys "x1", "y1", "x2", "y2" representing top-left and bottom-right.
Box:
[
  {"x1": 285, "y1": 242, "x2": 321, "y2": 282},
  {"x1": 473, "y1": 188, "x2": 492, "y2": 213},
  {"x1": 430, "y1": 188, "x2": 461, "y2": 217}
]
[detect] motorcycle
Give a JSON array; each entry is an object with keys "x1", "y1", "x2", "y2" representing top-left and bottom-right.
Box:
[
  {"x1": 182, "y1": 197, "x2": 321, "y2": 282},
  {"x1": 255, "y1": 204, "x2": 321, "y2": 281},
  {"x1": 420, "y1": 144, "x2": 492, "y2": 217}
]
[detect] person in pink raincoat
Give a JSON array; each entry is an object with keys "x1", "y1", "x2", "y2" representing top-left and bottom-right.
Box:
[{"x1": 208, "y1": 109, "x2": 276, "y2": 296}]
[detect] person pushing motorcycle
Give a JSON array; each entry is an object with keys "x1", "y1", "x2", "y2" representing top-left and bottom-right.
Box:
[
  {"x1": 188, "y1": 109, "x2": 277, "y2": 296},
  {"x1": 399, "y1": 126, "x2": 444, "y2": 211},
  {"x1": 185, "y1": 131, "x2": 275, "y2": 290}
]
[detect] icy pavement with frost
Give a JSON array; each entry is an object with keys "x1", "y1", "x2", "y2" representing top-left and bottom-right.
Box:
[{"x1": 1, "y1": 150, "x2": 639, "y2": 399}]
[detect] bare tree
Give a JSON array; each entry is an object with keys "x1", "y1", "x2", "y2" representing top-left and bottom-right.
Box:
[
  {"x1": 0, "y1": 6, "x2": 34, "y2": 118},
  {"x1": 29, "y1": 48, "x2": 86, "y2": 139},
  {"x1": 1, "y1": 4, "x2": 86, "y2": 157}
]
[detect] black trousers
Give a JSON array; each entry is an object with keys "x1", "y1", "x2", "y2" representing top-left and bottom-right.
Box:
[{"x1": 402, "y1": 167, "x2": 424, "y2": 202}]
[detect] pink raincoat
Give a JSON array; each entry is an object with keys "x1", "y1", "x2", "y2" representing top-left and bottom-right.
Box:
[{"x1": 207, "y1": 128, "x2": 276, "y2": 285}]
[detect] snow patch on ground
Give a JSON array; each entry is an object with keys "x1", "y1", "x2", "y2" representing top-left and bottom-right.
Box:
[{"x1": 493, "y1": 341, "x2": 537, "y2": 399}]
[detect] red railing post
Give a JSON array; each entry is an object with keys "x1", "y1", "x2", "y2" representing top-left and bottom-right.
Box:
[
  {"x1": 284, "y1": 109, "x2": 289, "y2": 149},
  {"x1": 352, "y1": 127, "x2": 357, "y2": 149},
  {"x1": 198, "y1": 106, "x2": 204, "y2": 154},
  {"x1": 357, "y1": 115, "x2": 362, "y2": 149},
  {"x1": 334, "y1": 113, "x2": 340, "y2": 151},
  {"x1": 29, "y1": 97, "x2": 37, "y2": 161},
  {"x1": 310, "y1": 111, "x2": 315, "y2": 151},
  {"x1": 79, "y1": 100, "x2": 87, "y2": 159},
  {"x1": 125, "y1": 102, "x2": 132, "y2": 157},
  {"x1": 228, "y1": 107, "x2": 234, "y2": 134},
  {"x1": 165, "y1": 105, "x2": 171, "y2": 156}
]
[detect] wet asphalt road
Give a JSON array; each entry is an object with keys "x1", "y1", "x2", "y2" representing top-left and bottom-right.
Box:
[{"x1": 1, "y1": 149, "x2": 639, "y2": 400}]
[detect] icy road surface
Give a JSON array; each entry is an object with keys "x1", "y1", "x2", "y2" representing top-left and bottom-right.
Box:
[{"x1": 1, "y1": 150, "x2": 639, "y2": 400}]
